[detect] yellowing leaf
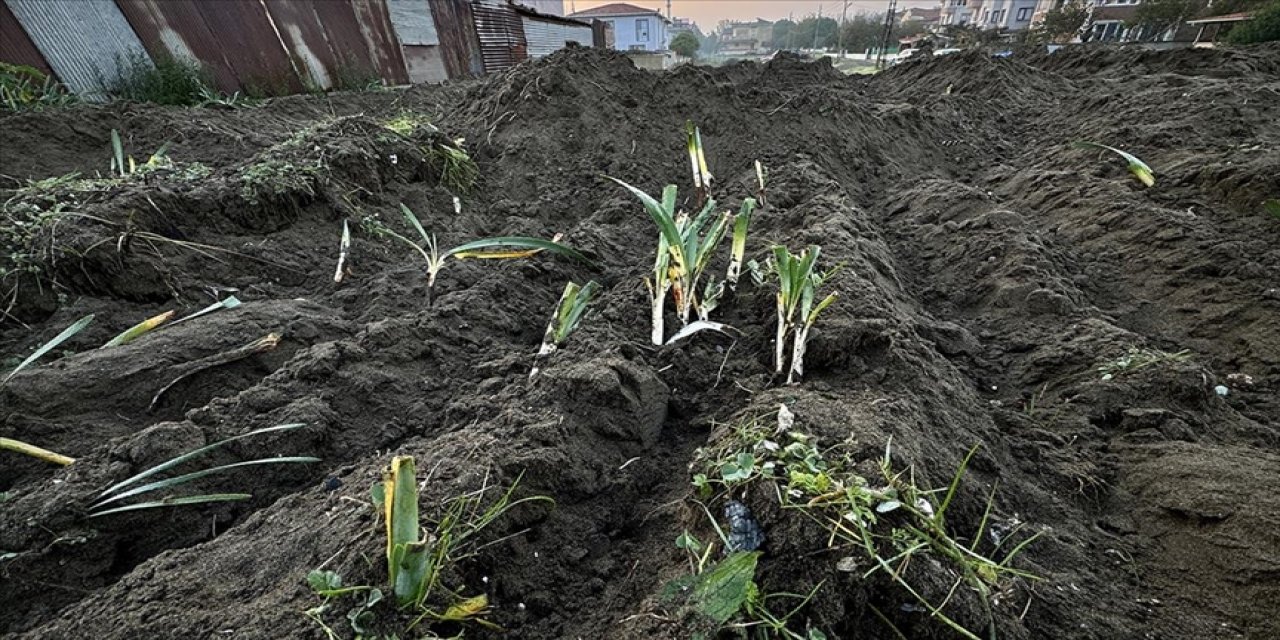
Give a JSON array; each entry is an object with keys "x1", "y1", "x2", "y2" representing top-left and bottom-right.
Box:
[{"x1": 441, "y1": 594, "x2": 490, "y2": 621}]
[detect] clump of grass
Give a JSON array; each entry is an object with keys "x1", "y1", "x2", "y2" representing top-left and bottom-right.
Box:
[
  {"x1": 691, "y1": 411, "x2": 1040, "y2": 639},
  {"x1": 107, "y1": 52, "x2": 212, "y2": 106},
  {"x1": 1096, "y1": 346, "x2": 1190, "y2": 380},
  {"x1": 427, "y1": 140, "x2": 479, "y2": 194},
  {"x1": 383, "y1": 113, "x2": 435, "y2": 137},
  {"x1": 0, "y1": 62, "x2": 77, "y2": 111}
]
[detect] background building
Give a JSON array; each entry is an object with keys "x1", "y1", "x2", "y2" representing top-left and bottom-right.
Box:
[{"x1": 567, "y1": 2, "x2": 669, "y2": 51}]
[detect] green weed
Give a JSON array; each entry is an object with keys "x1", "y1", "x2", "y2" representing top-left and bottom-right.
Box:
[{"x1": 107, "y1": 52, "x2": 212, "y2": 106}]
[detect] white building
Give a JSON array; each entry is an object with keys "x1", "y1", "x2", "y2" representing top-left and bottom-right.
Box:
[
  {"x1": 567, "y1": 2, "x2": 670, "y2": 51},
  {"x1": 938, "y1": 0, "x2": 1039, "y2": 30}
]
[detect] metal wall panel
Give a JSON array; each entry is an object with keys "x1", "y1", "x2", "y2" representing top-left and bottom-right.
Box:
[
  {"x1": 115, "y1": 0, "x2": 242, "y2": 92},
  {"x1": 6, "y1": 0, "x2": 150, "y2": 98},
  {"x1": 427, "y1": 0, "x2": 482, "y2": 77},
  {"x1": 521, "y1": 16, "x2": 590, "y2": 58},
  {"x1": 347, "y1": 0, "x2": 409, "y2": 84},
  {"x1": 471, "y1": 0, "x2": 526, "y2": 73},
  {"x1": 0, "y1": 1, "x2": 55, "y2": 77},
  {"x1": 387, "y1": 0, "x2": 438, "y2": 45}
]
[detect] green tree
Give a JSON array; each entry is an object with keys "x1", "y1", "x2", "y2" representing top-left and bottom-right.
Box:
[
  {"x1": 1128, "y1": 0, "x2": 1207, "y2": 38},
  {"x1": 671, "y1": 31, "x2": 700, "y2": 58},
  {"x1": 771, "y1": 19, "x2": 796, "y2": 48},
  {"x1": 1033, "y1": 0, "x2": 1090, "y2": 42},
  {"x1": 838, "y1": 14, "x2": 886, "y2": 53},
  {"x1": 1226, "y1": 1, "x2": 1280, "y2": 43}
]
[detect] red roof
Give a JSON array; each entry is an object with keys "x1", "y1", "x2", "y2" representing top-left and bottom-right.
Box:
[{"x1": 568, "y1": 3, "x2": 661, "y2": 18}]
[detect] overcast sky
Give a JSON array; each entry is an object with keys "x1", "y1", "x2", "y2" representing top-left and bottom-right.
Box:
[{"x1": 569, "y1": 1, "x2": 938, "y2": 29}]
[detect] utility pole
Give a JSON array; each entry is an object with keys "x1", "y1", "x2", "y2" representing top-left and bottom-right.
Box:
[
  {"x1": 812, "y1": 4, "x2": 824, "y2": 50},
  {"x1": 786, "y1": 12, "x2": 795, "y2": 50},
  {"x1": 875, "y1": 0, "x2": 898, "y2": 69},
  {"x1": 837, "y1": 0, "x2": 850, "y2": 57},
  {"x1": 666, "y1": 0, "x2": 672, "y2": 20}
]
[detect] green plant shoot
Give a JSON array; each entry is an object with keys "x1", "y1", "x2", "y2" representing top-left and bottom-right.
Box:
[
  {"x1": 726, "y1": 198, "x2": 756, "y2": 289},
  {"x1": 610, "y1": 178, "x2": 731, "y2": 343},
  {"x1": 381, "y1": 204, "x2": 590, "y2": 306},
  {"x1": 771, "y1": 245, "x2": 838, "y2": 385},
  {"x1": 1073, "y1": 141, "x2": 1154, "y2": 187},
  {"x1": 532, "y1": 280, "x2": 600, "y2": 378}
]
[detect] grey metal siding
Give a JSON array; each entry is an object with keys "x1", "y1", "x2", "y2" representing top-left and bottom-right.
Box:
[
  {"x1": 521, "y1": 16, "x2": 590, "y2": 58},
  {"x1": 5, "y1": 0, "x2": 150, "y2": 98},
  {"x1": 387, "y1": 0, "x2": 439, "y2": 45}
]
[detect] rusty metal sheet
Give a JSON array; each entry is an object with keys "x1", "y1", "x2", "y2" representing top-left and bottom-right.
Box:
[
  {"x1": 348, "y1": 0, "x2": 409, "y2": 84},
  {"x1": 0, "y1": 1, "x2": 56, "y2": 78},
  {"x1": 428, "y1": 0, "x2": 483, "y2": 77},
  {"x1": 114, "y1": 0, "x2": 240, "y2": 92},
  {"x1": 7, "y1": 0, "x2": 150, "y2": 98},
  {"x1": 191, "y1": 0, "x2": 303, "y2": 94},
  {"x1": 262, "y1": 0, "x2": 342, "y2": 89},
  {"x1": 471, "y1": 0, "x2": 527, "y2": 73}
]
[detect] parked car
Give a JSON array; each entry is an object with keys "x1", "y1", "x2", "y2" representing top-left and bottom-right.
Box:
[{"x1": 934, "y1": 48, "x2": 962, "y2": 56}]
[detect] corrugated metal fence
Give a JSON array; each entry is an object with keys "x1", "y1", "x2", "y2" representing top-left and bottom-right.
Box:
[
  {"x1": 6, "y1": 0, "x2": 150, "y2": 97},
  {"x1": 1, "y1": 0, "x2": 601, "y2": 98},
  {"x1": 471, "y1": 0, "x2": 527, "y2": 73}
]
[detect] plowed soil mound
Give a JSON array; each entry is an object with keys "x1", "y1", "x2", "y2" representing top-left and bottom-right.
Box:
[{"x1": 2, "y1": 44, "x2": 1278, "y2": 639}]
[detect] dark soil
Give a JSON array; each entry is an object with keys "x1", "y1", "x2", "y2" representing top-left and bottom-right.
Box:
[{"x1": 2, "y1": 44, "x2": 1279, "y2": 639}]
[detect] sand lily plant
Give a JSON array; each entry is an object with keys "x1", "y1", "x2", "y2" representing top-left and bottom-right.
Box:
[
  {"x1": 88, "y1": 423, "x2": 318, "y2": 517},
  {"x1": 110, "y1": 129, "x2": 171, "y2": 178},
  {"x1": 1073, "y1": 141, "x2": 1154, "y2": 187},
  {"x1": 772, "y1": 246, "x2": 838, "y2": 385},
  {"x1": 101, "y1": 310, "x2": 174, "y2": 348},
  {"x1": 610, "y1": 178, "x2": 731, "y2": 344},
  {"x1": 3, "y1": 314, "x2": 94, "y2": 387},
  {"x1": 374, "y1": 204, "x2": 590, "y2": 306},
  {"x1": 686, "y1": 121, "x2": 713, "y2": 207},
  {"x1": 531, "y1": 280, "x2": 599, "y2": 378},
  {"x1": 375, "y1": 456, "x2": 550, "y2": 629},
  {"x1": 726, "y1": 198, "x2": 757, "y2": 290}
]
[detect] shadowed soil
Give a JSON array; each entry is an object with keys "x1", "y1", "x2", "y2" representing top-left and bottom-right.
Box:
[{"x1": 2, "y1": 44, "x2": 1278, "y2": 639}]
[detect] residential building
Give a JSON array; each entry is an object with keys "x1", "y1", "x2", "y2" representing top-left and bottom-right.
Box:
[
  {"x1": 567, "y1": 2, "x2": 670, "y2": 51},
  {"x1": 900, "y1": 7, "x2": 942, "y2": 27},
  {"x1": 938, "y1": 0, "x2": 976, "y2": 27},
  {"x1": 670, "y1": 16, "x2": 704, "y2": 39},
  {"x1": 970, "y1": 0, "x2": 1040, "y2": 30},
  {"x1": 718, "y1": 18, "x2": 774, "y2": 53}
]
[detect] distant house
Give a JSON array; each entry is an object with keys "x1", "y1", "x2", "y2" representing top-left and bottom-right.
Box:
[
  {"x1": 899, "y1": 7, "x2": 942, "y2": 27},
  {"x1": 670, "y1": 16, "x2": 704, "y2": 40},
  {"x1": 719, "y1": 18, "x2": 773, "y2": 53},
  {"x1": 567, "y1": 2, "x2": 670, "y2": 51},
  {"x1": 968, "y1": 0, "x2": 1041, "y2": 31}
]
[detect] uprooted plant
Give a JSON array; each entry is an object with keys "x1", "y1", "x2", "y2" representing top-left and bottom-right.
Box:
[
  {"x1": 306, "y1": 457, "x2": 551, "y2": 636},
  {"x1": 690, "y1": 410, "x2": 1040, "y2": 639},
  {"x1": 1073, "y1": 141, "x2": 1154, "y2": 188},
  {"x1": 771, "y1": 245, "x2": 839, "y2": 384},
  {"x1": 368, "y1": 204, "x2": 591, "y2": 306},
  {"x1": 531, "y1": 280, "x2": 600, "y2": 378},
  {"x1": 88, "y1": 423, "x2": 319, "y2": 517}
]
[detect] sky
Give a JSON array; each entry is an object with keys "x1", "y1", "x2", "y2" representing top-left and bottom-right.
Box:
[{"x1": 568, "y1": 0, "x2": 937, "y2": 30}]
